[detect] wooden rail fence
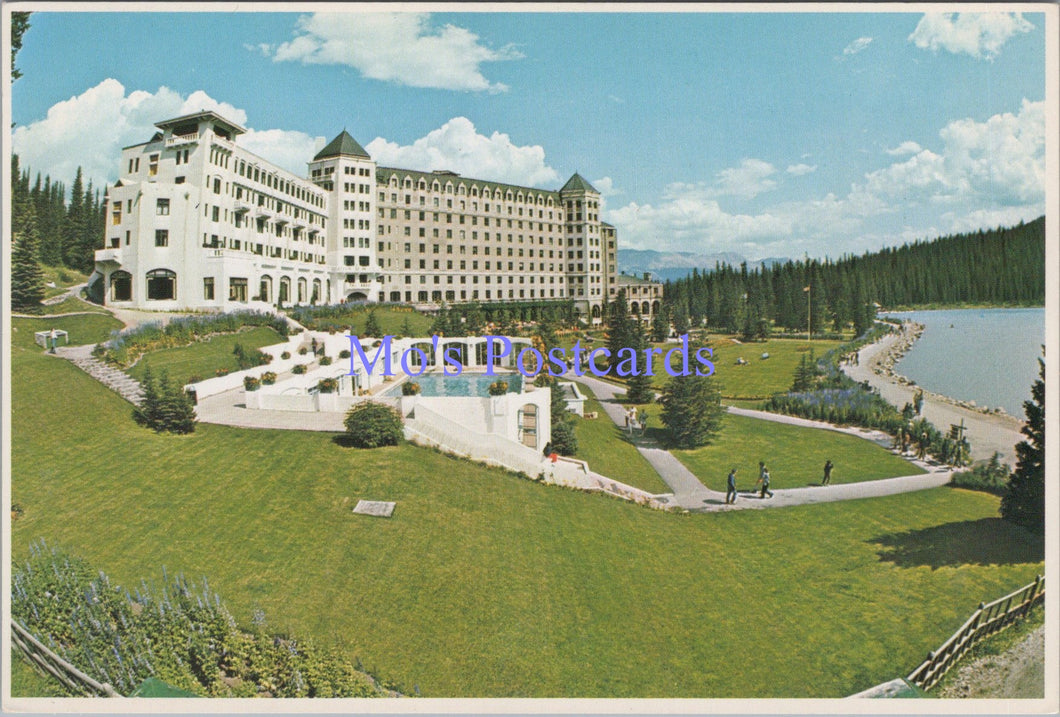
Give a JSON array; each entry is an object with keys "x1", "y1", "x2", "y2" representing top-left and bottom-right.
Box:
[
  {"x1": 10, "y1": 620, "x2": 121, "y2": 698},
  {"x1": 906, "y1": 575, "x2": 1045, "y2": 691}
]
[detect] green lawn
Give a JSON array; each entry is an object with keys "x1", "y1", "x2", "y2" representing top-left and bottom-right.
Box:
[
  {"x1": 708, "y1": 336, "x2": 845, "y2": 400},
  {"x1": 570, "y1": 387, "x2": 670, "y2": 495},
  {"x1": 9, "y1": 319, "x2": 1044, "y2": 698},
  {"x1": 126, "y1": 326, "x2": 285, "y2": 385},
  {"x1": 11, "y1": 314, "x2": 124, "y2": 351},
  {"x1": 629, "y1": 404, "x2": 922, "y2": 491},
  {"x1": 40, "y1": 264, "x2": 90, "y2": 299},
  {"x1": 298, "y1": 306, "x2": 433, "y2": 336},
  {"x1": 9, "y1": 651, "x2": 67, "y2": 698},
  {"x1": 34, "y1": 296, "x2": 111, "y2": 315}
]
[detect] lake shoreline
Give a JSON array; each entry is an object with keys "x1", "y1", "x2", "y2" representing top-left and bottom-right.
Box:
[{"x1": 844, "y1": 320, "x2": 1025, "y2": 465}]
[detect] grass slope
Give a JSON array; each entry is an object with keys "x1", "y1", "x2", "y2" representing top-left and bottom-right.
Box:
[
  {"x1": 707, "y1": 337, "x2": 845, "y2": 400},
  {"x1": 126, "y1": 327, "x2": 285, "y2": 385},
  {"x1": 11, "y1": 314, "x2": 124, "y2": 351},
  {"x1": 570, "y1": 387, "x2": 670, "y2": 495},
  {"x1": 9, "y1": 323, "x2": 1043, "y2": 698}
]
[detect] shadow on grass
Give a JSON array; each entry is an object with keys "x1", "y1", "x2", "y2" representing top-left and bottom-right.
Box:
[{"x1": 872, "y1": 518, "x2": 1044, "y2": 569}]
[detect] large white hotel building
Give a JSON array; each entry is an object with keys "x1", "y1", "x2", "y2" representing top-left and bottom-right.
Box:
[{"x1": 94, "y1": 111, "x2": 661, "y2": 323}]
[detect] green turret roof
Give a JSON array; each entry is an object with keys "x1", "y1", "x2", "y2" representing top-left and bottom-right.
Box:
[
  {"x1": 560, "y1": 173, "x2": 598, "y2": 193},
  {"x1": 314, "y1": 130, "x2": 370, "y2": 161}
]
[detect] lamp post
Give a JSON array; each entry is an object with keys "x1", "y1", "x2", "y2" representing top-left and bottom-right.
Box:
[{"x1": 804, "y1": 284, "x2": 811, "y2": 343}]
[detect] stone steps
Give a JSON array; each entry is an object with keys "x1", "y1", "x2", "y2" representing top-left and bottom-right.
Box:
[{"x1": 69, "y1": 355, "x2": 144, "y2": 405}]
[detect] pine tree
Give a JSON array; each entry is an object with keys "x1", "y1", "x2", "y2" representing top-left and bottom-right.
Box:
[
  {"x1": 650, "y1": 302, "x2": 671, "y2": 342},
  {"x1": 606, "y1": 289, "x2": 633, "y2": 369},
  {"x1": 63, "y1": 167, "x2": 85, "y2": 269},
  {"x1": 1001, "y1": 355, "x2": 1044, "y2": 532},
  {"x1": 12, "y1": 200, "x2": 46, "y2": 312},
  {"x1": 463, "y1": 302, "x2": 485, "y2": 335},
  {"x1": 364, "y1": 310, "x2": 382, "y2": 338},
  {"x1": 133, "y1": 365, "x2": 161, "y2": 428},
  {"x1": 11, "y1": 12, "x2": 30, "y2": 82},
  {"x1": 659, "y1": 372, "x2": 724, "y2": 449},
  {"x1": 624, "y1": 320, "x2": 656, "y2": 404},
  {"x1": 161, "y1": 379, "x2": 197, "y2": 434}
]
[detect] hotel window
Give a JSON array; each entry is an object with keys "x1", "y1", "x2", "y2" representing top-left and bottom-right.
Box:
[
  {"x1": 155, "y1": 229, "x2": 169, "y2": 247},
  {"x1": 148, "y1": 154, "x2": 159, "y2": 177},
  {"x1": 203, "y1": 277, "x2": 215, "y2": 300},
  {"x1": 229, "y1": 277, "x2": 248, "y2": 302},
  {"x1": 156, "y1": 198, "x2": 170, "y2": 215},
  {"x1": 112, "y1": 203, "x2": 122, "y2": 226}
]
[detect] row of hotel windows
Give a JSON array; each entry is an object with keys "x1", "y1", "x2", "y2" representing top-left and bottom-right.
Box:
[
  {"x1": 385, "y1": 289, "x2": 566, "y2": 303},
  {"x1": 221, "y1": 146, "x2": 326, "y2": 209},
  {"x1": 379, "y1": 208, "x2": 563, "y2": 233},
  {"x1": 381, "y1": 173, "x2": 561, "y2": 205},
  {"x1": 382, "y1": 192, "x2": 561, "y2": 220},
  {"x1": 389, "y1": 274, "x2": 564, "y2": 285}
]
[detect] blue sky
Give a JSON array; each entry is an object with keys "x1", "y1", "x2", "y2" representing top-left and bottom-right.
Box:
[{"x1": 9, "y1": 8, "x2": 1048, "y2": 261}]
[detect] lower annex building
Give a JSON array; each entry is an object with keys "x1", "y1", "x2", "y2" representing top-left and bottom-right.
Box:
[{"x1": 93, "y1": 110, "x2": 661, "y2": 323}]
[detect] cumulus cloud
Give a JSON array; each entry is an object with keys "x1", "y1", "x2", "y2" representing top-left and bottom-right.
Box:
[
  {"x1": 786, "y1": 163, "x2": 817, "y2": 176},
  {"x1": 712, "y1": 158, "x2": 778, "y2": 199},
  {"x1": 605, "y1": 99, "x2": 1044, "y2": 257},
  {"x1": 364, "y1": 117, "x2": 559, "y2": 187},
  {"x1": 265, "y1": 13, "x2": 521, "y2": 93},
  {"x1": 886, "y1": 140, "x2": 923, "y2": 156},
  {"x1": 864, "y1": 99, "x2": 1044, "y2": 206},
  {"x1": 908, "y1": 12, "x2": 1034, "y2": 60},
  {"x1": 11, "y1": 79, "x2": 322, "y2": 187},
  {"x1": 843, "y1": 37, "x2": 873, "y2": 55},
  {"x1": 592, "y1": 176, "x2": 621, "y2": 197}
]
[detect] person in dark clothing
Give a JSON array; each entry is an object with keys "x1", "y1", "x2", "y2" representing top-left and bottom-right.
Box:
[
  {"x1": 822, "y1": 460, "x2": 834, "y2": 485},
  {"x1": 726, "y1": 469, "x2": 738, "y2": 504}
]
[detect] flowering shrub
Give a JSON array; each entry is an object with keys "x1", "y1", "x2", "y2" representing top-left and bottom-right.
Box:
[
  {"x1": 11, "y1": 542, "x2": 392, "y2": 697},
  {"x1": 281, "y1": 351, "x2": 291, "y2": 360},
  {"x1": 343, "y1": 402, "x2": 403, "y2": 448},
  {"x1": 401, "y1": 382, "x2": 421, "y2": 396},
  {"x1": 319, "y1": 356, "x2": 333, "y2": 366},
  {"x1": 95, "y1": 311, "x2": 289, "y2": 368},
  {"x1": 292, "y1": 364, "x2": 307, "y2": 375},
  {"x1": 215, "y1": 368, "x2": 230, "y2": 377},
  {"x1": 488, "y1": 380, "x2": 509, "y2": 396},
  {"x1": 317, "y1": 378, "x2": 339, "y2": 394},
  {"x1": 244, "y1": 376, "x2": 261, "y2": 391},
  {"x1": 260, "y1": 372, "x2": 277, "y2": 385}
]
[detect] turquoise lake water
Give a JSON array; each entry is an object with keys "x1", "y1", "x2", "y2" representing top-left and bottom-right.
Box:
[{"x1": 880, "y1": 308, "x2": 1044, "y2": 418}]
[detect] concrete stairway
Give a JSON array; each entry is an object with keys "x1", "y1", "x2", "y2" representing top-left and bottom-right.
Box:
[{"x1": 66, "y1": 352, "x2": 144, "y2": 405}]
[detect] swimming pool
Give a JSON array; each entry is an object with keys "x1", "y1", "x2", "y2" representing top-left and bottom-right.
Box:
[{"x1": 398, "y1": 372, "x2": 523, "y2": 397}]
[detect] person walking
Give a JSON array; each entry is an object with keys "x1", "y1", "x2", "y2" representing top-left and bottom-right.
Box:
[
  {"x1": 822, "y1": 459, "x2": 833, "y2": 486},
  {"x1": 726, "y1": 469, "x2": 738, "y2": 505},
  {"x1": 759, "y1": 467, "x2": 774, "y2": 499}
]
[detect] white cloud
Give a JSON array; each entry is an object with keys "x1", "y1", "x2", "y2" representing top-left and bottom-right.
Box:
[
  {"x1": 886, "y1": 140, "x2": 923, "y2": 156},
  {"x1": 842, "y1": 37, "x2": 873, "y2": 55},
  {"x1": 946, "y1": 206, "x2": 1043, "y2": 234},
  {"x1": 267, "y1": 13, "x2": 521, "y2": 93},
  {"x1": 908, "y1": 12, "x2": 1033, "y2": 60},
  {"x1": 786, "y1": 163, "x2": 817, "y2": 176},
  {"x1": 592, "y1": 176, "x2": 621, "y2": 197},
  {"x1": 712, "y1": 158, "x2": 778, "y2": 199},
  {"x1": 11, "y1": 80, "x2": 320, "y2": 188},
  {"x1": 365, "y1": 117, "x2": 559, "y2": 188},
  {"x1": 864, "y1": 99, "x2": 1045, "y2": 206}
]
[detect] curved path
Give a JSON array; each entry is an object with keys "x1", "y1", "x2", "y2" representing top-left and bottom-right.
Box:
[
  {"x1": 571, "y1": 374, "x2": 948, "y2": 512},
  {"x1": 843, "y1": 322, "x2": 1025, "y2": 465}
]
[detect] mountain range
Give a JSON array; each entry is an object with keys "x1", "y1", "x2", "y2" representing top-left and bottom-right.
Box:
[{"x1": 617, "y1": 249, "x2": 789, "y2": 282}]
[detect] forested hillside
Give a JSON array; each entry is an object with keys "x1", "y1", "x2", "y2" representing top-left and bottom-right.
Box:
[{"x1": 663, "y1": 217, "x2": 1045, "y2": 337}]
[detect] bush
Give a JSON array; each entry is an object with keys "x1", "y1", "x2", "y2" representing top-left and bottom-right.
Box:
[
  {"x1": 402, "y1": 381, "x2": 421, "y2": 396},
  {"x1": 488, "y1": 380, "x2": 509, "y2": 396},
  {"x1": 319, "y1": 356, "x2": 333, "y2": 366},
  {"x1": 292, "y1": 364, "x2": 307, "y2": 375},
  {"x1": 188, "y1": 374, "x2": 203, "y2": 384},
  {"x1": 244, "y1": 376, "x2": 261, "y2": 392},
  {"x1": 951, "y1": 452, "x2": 1010, "y2": 496},
  {"x1": 281, "y1": 351, "x2": 291, "y2": 360},
  {"x1": 339, "y1": 349, "x2": 351, "y2": 359},
  {"x1": 260, "y1": 371, "x2": 277, "y2": 385},
  {"x1": 11, "y1": 542, "x2": 388, "y2": 697},
  {"x1": 317, "y1": 378, "x2": 339, "y2": 394},
  {"x1": 215, "y1": 368, "x2": 230, "y2": 377},
  {"x1": 343, "y1": 402, "x2": 403, "y2": 448},
  {"x1": 298, "y1": 347, "x2": 308, "y2": 355}
]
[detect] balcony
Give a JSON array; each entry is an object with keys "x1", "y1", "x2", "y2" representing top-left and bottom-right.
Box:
[
  {"x1": 233, "y1": 201, "x2": 251, "y2": 214},
  {"x1": 95, "y1": 248, "x2": 123, "y2": 265},
  {"x1": 165, "y1": 133, "x2": 198, "y2": 148}
]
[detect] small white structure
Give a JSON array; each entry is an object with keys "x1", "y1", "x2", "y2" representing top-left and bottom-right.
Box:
[
  {"x1": 34, "y1": 329, "x2": 69, "y2": 349},
  {"x1": 557, "y1": 381, "x2": 587, "y2": 416}
]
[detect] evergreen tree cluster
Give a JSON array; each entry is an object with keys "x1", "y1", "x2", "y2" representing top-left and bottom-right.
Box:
[
  {"x1": 664, "y1": 217, "x2": 1045, "y2": 336},
  {"x1": 605, "y1": 289, "x2": 656, "y2": 404},
  {"x1": 133, "y1": 366, "x2": 197, "y2": 434},
  {"x1": 1001, "y1": 355, "x2": 1045, "y2": 533},
  {"x1": 659, "y1": 373, "x2": 725, "y2": 449},
  {"x1": 10, "y1": 154, "x2": 108, "y2": 284}
]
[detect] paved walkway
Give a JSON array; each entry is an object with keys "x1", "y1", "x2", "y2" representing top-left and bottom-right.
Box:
[
  {"x1": 54, "y1": 343, "x2": 144, "y2": 405},
  {"x1": 571, "y1": 373, "x2": 949, "y2": 512}
]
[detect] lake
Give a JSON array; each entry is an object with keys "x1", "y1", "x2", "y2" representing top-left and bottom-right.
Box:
[{"x1": 880, "y1": 308, "x2": 1044, "y2": 418}]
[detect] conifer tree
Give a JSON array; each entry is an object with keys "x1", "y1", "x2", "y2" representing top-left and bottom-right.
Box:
[
  {"x1": 650, "y1": 302, "x2": 671, "y2": 342},
  {"x1": 364, "y1": 310, "x2": 382, "y2": 338},
  {"x1": 660, "y1": 372, "x2": 724, "y2": 449},
  {"x1": 624, "y1": 319, "x2": 656, "y2": 404},
  {"x1": 1001, "y1": 355, "x2": 1044, "y2": 532},
  {"x1": 63, "y1": 167, "x2": 85, "y2": 269},
  {"x1": 12, "y1": 199, "x2": 46, "y2": 311}
]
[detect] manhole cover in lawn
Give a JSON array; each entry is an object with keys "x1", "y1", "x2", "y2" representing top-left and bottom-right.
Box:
[{"x1": 353, "y1": 500, "x2": 396, "y2": 518}]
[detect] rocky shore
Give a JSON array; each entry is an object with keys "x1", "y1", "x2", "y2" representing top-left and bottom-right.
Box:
[{"x1": 844, "y1": 321, "x2": 1025, "y2": 465}]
